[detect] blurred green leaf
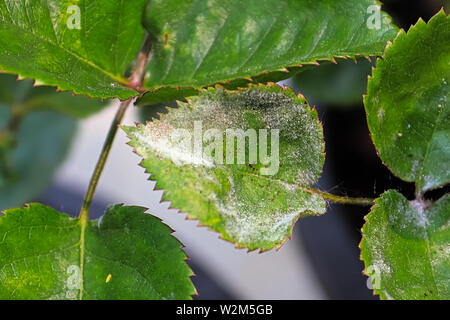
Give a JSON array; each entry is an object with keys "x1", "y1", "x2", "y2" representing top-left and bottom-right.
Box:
[
  {"x1": 0, "y1": 72, "x2": 109, "y2": 209},
  {"x1": 291, "y1": 58, "x2": 374, "y2": 106},
  {"x1": 0, "y1": 74, "x2": 108, "y2": 119},
  {"x1": 0, "y1": 108, "x2": 76, "y2": 210}
]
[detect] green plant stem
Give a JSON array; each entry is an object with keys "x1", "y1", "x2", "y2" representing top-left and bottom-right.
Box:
[
  {"x1": 77, "y1": 35, "x2": 151, "y2": 298},
  {"x1": 78, "y1": 35, "x2": 151, "y2": 222},
  {"x1": 79, "y1": 99, "x2": 132, "y2": 221},
  {"x1": 77, "y1": 98, "x2": 131, "y2": 300},
  {"x1": 310, "y1": 189, "x2": 375, "y2": 206},
  {"x1": 255, "y1": 174, "x2": 375, "y2": 206}
]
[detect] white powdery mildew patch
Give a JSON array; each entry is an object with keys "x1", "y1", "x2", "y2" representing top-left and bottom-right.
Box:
[
  {"x1": 420, "y1": 174, "x2": 441, "y2": 192},
  {"x1": 409, "y1": 199, "x2": 428, "y2": 228},
  {"x1": 442, "y1": 244, "x2": 450, "y2": 257},
  {"x1": 133, "y1": 123, "x2": 214, "y2": 168},
  {"x1": 295, "y1": 169, "x2": 317, "y2": 187},
  {"x1": 141, "y1": 87, "x2": 321, "y2": 180},
  {"x1": 386, "y1": 193, "x2": 426, "y2": 237},
  {"x1": 241, "y1": 89, "x2": 323, "y2": 184},
  {"x1": 263, "y1": 102, "x2": 311, "y2": 139},
  {"x1": 374, "y1": 259, "x2": 392, "y2": 277},
  {"x1": 220, "y1": 207, "x2": 300, "y2": 246},
  {"x1": 212, "y1": 179, "x2": 324, "y2": 247},
  {"x1": 190, "y1": 99, "x2": 235, "y2": 129}
]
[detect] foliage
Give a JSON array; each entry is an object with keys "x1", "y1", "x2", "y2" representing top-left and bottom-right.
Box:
[
  {"x1": 0, "y1": 204, "x2": 195, "y2": 299},
  {"x1": 361, "y1": 11, "x2": 449, "y2": 298},
  {"x1": 0, "y1": 1, "x2": 447, "y2": 300}
]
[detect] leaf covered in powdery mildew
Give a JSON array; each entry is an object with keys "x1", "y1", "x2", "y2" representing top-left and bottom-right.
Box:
[
  {"x1": 123, "y1": 84, "x2": 327, "y2": 251},
  {"x1": 365, "y1": 11, "x2": 450, "y2": 192},
  {"x1": 360, "y1": 190, "x2": 450, "y2": 300}
]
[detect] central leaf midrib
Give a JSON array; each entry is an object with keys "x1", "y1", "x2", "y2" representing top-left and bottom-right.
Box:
[
  {"x1": 78, "y1": 217, "x2": 87, "y2": 300},
  {"x1": 424, "y1": 236, "x2": 440, "y2": 298}
]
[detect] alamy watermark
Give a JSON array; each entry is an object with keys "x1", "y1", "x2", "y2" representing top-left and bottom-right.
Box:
[
  {"x1": 366, "y1": 5, "x2": 390, "y2": 30},
  {"x1": 169, "y1": 121, "x2": 280, "y2": 176},
  {"x1": 66, "y1": 5, "x2": 81, "y2": 30},
  {"x1": 66, "y1": 265, "x2": 80, "y2": 299}
]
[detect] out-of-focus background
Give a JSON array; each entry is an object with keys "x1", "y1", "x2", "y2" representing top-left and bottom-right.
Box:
[{"x1": 0, "y1": 0, "x2": 447, "y2": 299}]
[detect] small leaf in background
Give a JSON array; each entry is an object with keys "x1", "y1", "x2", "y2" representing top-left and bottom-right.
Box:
[
  {"x1": 0, "y1": 74, "x2": 108, "y2": 119},
  {"x1": 0, "y1": 204, "x2": 195, "y2": 299},
  {"x1": 360, "y1": 190, "x2": 449, "y2": 300},
  {"x1": 291, "y1": 58, "x2": 374, "y2": 107},
  {"x1": 138, "y1": 101, "x2": 179, "y2": 124},
  {"x1": 365, "y1": 11, "x2": 450, "y2": 192},
  {"x1": 139, "y1": 0, "x2": 397, "y2": 105},
  {"x1": 0, "y1": 108, "x2": 76, "y2": 210},
  {"x1": 0, "y1": 110, "x2": 15, "y2": 189},
  {"x1": 0, "y1": 0, "x2": 147, "y2": 99},
  {"x1": 124, "y1": 84, "x2": 326, "y2": 251},
  {"x1": 0, "y1": 72, "x2": 110, "y2": 210}
]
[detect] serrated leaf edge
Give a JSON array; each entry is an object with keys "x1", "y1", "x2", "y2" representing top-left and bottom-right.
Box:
[{"x1": 124, "y1": 83, "x2": 327, "y2": 253}]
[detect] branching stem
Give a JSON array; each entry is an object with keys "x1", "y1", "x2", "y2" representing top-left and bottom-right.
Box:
[{"x1": 78, "y1": 34, "x2": 151, "y2": 221}]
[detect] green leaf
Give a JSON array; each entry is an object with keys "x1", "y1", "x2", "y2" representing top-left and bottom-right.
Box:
[
  {"x1": 0, "y1": 203, "x2": 195, "y2": 299},
  {"x1": 124, "y1": 84, "x2": 326, "y2": 251},
  {"x1": 360, "y1": 190, "x2": 450, "y2": 300},
  {"x1": 0, "y1": 108, "x2": 76, "y2": 210},
  {"x1": 0, "y1": 0, "x2": 147, "y2": 100},
  {"x1": 139, "y1": 0, "x2": 398, "y2": 104},
  {"x1": 365, "y1": 11, "x2": 450, "y2": 192},
  {"x1": 291, "y1": 58, "x2": 374, "y2": 106},
  {"x1": 0, "y1": 74, "x2": 107, "y2": 119}
]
